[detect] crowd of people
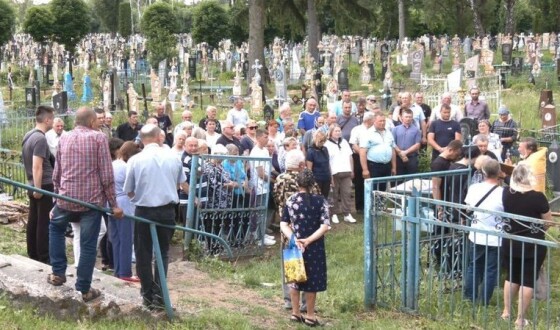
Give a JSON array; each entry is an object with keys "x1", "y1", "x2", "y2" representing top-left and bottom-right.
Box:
[{"x1": 19, "y1": 87, "x2": 555, "y2": 325}]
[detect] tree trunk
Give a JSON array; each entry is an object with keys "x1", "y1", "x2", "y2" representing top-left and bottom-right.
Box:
[
  {"x1": 307, "y1": 0, "x2": 319, "y2": 62},
  {"x1": 248, "y1": 0, "x2": 265, "y2": 95},
  {"x1": 398, "y1": 0, "x2": 405, "y2": 45},
  {"x1": 504, "y1": 0, "x2": 516, "y2": 35},
  {"x1": 469, "y1": 0, "x2": 485, "y2": 36}
]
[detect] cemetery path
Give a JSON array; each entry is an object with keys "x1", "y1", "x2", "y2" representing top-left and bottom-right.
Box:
[{"x1": 166, "y1": 245, "x2": 285, "y2": 327}]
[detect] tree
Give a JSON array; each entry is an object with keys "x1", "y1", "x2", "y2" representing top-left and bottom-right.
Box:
[
  {"x1": 248, "y1": 0, "x2": 265, "y2": 87},
  {"x1": 503, "y1": 0, "x2": 516, "y2": 35},
  {"x1": 23, "y1": 6, "x2": 55, "y2": 44},
  {"x1": 0, "y1": 0, "x2": 16, "y2": 47},
  {"x1": 118, "y1": 2, "x2": 132, "y2": 38},
  {"x1": 175, "y1": 4, "x2": 193, "y2": 34},
  {"x1": 50, "y1": 0, "x2": 91, "y2": 53},
  {"x1": 191, "y1": 1, "x2": 230, "y2": 48},
  {"x1": 92, "y1": 0, "x2": 121, "y2": 33},
  {"x1": 140, "y1": 2, "x2": 178, "y2": 68}
]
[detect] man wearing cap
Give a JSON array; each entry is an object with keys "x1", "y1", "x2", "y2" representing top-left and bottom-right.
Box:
[{"x1": 491, "y1": 106, "x2": 518, "y2": 160}]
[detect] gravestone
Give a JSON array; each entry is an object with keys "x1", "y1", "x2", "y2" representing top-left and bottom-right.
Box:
[
  {"x1": 25, "y1": 87, "x2": 37, "y2": 109},
  {"x1": 502, "y1": 42, "x2": 513, "y2": 64},
  {"x1": 314, "y1": 70, "x2": 323, "y2": 101},
  {"x1": 550, "y1": 33, "x2": 557, "y2": 55},
  {"x1": 290, "y1": 48, "x2": 302, "y2": 81},
  {"x1": 368, "y1": 62, "x2": 376, "y2": 81},
  {"x1": 511, "y1": 57, "x2": 523, "y2": 75},
  {"x1": 380, "y1": 43, "x2": 390, "y2": 81},
  {"x1": 263, "y1": 103, "x2": 274, "y2": 122},
  {"x1": 463, "y1": 36, "x2": 472, "y2": 59},
  {"x1": 52, "y1": 91, "x2": 68, "y2": 114},
  {"x1": 410, "y1": 50, "x2": 423, "y2": 82},
  {"x1": 188, "y1": 56, "x2": 197, "y2": 79},
  {"x1": 464, "y1": 55, "x2": 479, "y2": 86},
  {"x1": 274, "y1": 62, "x2": 287, "y2": 101},
  {"x1": 557, "y1": 58, "x2": 560, "y2": 82},
  {"x1": 338, "y1": 69, "x2": 349, "y2": 92},
  {"x1": 543, "y1": 33, "x2": 550, "y2": 50}
]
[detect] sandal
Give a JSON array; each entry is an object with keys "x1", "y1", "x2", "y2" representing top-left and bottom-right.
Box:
[
  {"x1": 290, "y1": 314, "x2": 304, "y2": 323},
  {"x1": 304, "y1": 318, "x2": 321, "y2": 327},
  {"x1": 82, "y1": 288, "x2": 102, "y2": 303},
  {"x1": 47, "y1": 273, "x2": 67, "y2": 286},
  {"x1": 515, "y1": 319, "x2": 530, "y2": 329}
]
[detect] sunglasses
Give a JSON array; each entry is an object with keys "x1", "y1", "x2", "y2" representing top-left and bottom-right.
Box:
[
  {"x1": 367, "y1": 99, "x2": 377, "y2": 102},
  {"x1": 248, "y1": 126, "x2": 258, "y2": 129}
]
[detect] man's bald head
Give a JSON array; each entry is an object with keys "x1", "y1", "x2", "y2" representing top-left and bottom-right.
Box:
[{"x1": 75, "y1": 107, "x2": 96, "y2": 128}]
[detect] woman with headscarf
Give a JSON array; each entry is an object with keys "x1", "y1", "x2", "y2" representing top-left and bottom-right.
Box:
[
  {"x1": 280, "y1": 169, "x2": 329, "y2": 327},
  {"x1": 501, "y1": 164, "x2": 553, "y2": 328}
]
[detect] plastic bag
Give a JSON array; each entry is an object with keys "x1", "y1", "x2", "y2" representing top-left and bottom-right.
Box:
[{"x1": 283, "y1": 235, "x2": 307, "y2": 283}]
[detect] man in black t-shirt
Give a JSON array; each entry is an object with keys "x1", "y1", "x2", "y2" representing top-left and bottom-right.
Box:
[
  {"x1": 431, "y1": 140, "x2": 463, "y2": 202},
  {"x1": 22, "y1": 105, "x2": 55, "y2": 264},
  {"x1": 428, "y1": 104, "x2": 462, "y2": 161},
  {"x1": 154, "y1": 104, "x2": 173, "y2": 147}
]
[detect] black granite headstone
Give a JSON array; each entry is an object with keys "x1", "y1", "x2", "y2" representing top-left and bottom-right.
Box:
[
  {"x1": 557, "y1": 58, "x2": 560, "y2": 82},
  {"x1": 338, "y1": 69, "x2": 349, "y2": 91},
  {"x1": 189, "y1": 56, "x2": 197, "y2": 79},
  {"x1": 314, "y1": 70, "x2": 323, "y2": 99},
  {"x1": 25, "y1": 87, "x2": 37, "y2": 109},
  {"x1": 53, "y1": 91, "x2": 68, "y2": 114},
  {"x1": 263, "y1": 104, "x2": 274, "y2": 122},
  {"x1": 242, "y1": 60, "x2": 249, "y2": 80},
  {"x1": 502, "y1": 43, "x2": 513, "y2": 64},
  {"x1": 511, "y1": 57, "x2": 523, "y2": 76},
  {"x1": 368, "y1": 63, "x2": 376, "y2": 81}
]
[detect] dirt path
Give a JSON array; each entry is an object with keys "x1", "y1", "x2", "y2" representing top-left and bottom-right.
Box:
[{"x1": 165, "y1": 247, "x2": 287, "y2": 329}]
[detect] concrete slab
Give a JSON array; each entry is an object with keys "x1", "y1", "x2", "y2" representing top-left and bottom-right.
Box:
[{"x1": 0, "y1": 253, "x2": 153, "y2": 321}]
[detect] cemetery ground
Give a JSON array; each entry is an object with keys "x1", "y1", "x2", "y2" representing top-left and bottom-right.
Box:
[{"x1": 2, "y1": 211, "x2": 560, "y2": 329}]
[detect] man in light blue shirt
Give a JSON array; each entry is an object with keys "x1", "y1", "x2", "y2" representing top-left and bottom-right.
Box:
[
  {"x1": 124, "y1": 124, "x2": 187, "y2": 311},
  {"x1": 332, "y1": 89, "x2": 357, "y2": 116},
  {"x1": 359, "y1": 112, "x2": 396, "y2": 192}
]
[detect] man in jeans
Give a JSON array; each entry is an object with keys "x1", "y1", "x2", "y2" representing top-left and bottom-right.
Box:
[
  {"x1": 49, "y1": 107, "x2": 123, "y2": 302},
  {"x1": 124, "y1": 124, "x2": 187, "y2": 310}
]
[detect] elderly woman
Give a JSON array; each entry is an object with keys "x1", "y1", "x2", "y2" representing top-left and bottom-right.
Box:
[
  {"x1": 472, "y1": 120, "x2": 502, "y2": 161},
  {"x1": 501, "y1": 164, "x2": 552, "y2": 327},
  {"x1": 324, "y1": 124, "x2": 355, "y2": 224},
  {"x1": 109, "y1": 141, "x2": 141, "y2": 282},
  {"x1": 280, "y1": 169, "x2": 329, "y2": 326},
  {"x1": 171, "y1": 131, "x2": 188, "y2": 159}
]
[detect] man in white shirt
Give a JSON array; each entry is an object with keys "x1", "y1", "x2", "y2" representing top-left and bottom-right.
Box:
[
  {"x1": 429, "y1": 92, "x2": 463, "y2": 123},
  {"x1": 226, "y1": 97, "x2": 249, "y2": 127},
  {"x1": 45, "y1": 117, "x2": 66, "y2": 156}
]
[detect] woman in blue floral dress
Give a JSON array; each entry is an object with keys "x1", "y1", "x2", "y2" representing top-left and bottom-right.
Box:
[{"x1": 280, "y1": 168, "x2": 330, "y2": 327}]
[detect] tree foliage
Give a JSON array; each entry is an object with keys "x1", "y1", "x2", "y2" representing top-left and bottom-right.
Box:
[
  {"x1": 0, "y1": 0, "x2": 16, "y2": 47},
  {"x1": 50, "y1": 0, "x2": 91, "y2": 53},
  {"x1": 92, "y1": 0, "x2": 121, "y2": 33},
  {"x1": 119, "y1": 2, "x2": 132, "y2": 38},
  {"x1": 23, "y1": 6, "x2": 54, "y2": 44},
  {"x1": 192, "y1": 1, "x2": 230, "y2": 48},
  {"x1": 175, "y1": 3, "x2": 193, "y2": 34},
  {"x1": 140, "y1": 2, "x2": 178, "y2": 68}
]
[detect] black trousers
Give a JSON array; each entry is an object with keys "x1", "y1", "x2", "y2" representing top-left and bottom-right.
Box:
[
  {"x1": 27, "y1": 183, "x2": 53, "y2": 264},
  {"x1": 352, "y1": 153, "x2": 364, "y2": 211},
  {"x1": 134, "y1": 203, "x2": 176, "y2": 307},
  {"x1": 367, "y1": 161, "x2": 391, "y2": 192}
]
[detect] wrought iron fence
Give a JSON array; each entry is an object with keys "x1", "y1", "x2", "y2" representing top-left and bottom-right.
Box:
[
  {"x1": 0, "y1": 149, "x2": 26, "y2": 200},
  {"x1": 364, "y1": 171, "x2": 560, "y2": 329},
  {"x1": 184, "y1": 153, "x2": 272, "y2": 259}
]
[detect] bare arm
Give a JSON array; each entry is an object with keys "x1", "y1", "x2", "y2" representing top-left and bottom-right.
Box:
[
  {"x1": 427, "y1": 132, "x2": 442, "y2": 152},
  {"x1": 432, "y1": 177, "x2": 442, "y2": 200},
  {"x1": 306, "y1": 160, "x2": 313, "y2": 171},
  {"x1": 359, "y1": 148, "x2": 369, "y2": 178},
  {"x1": 31, "y1": 155, "x2": 44, "y2": 198}
]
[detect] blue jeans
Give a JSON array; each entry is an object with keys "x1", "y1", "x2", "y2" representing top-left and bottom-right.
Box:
[
  {"x1": 463, "y1": 242, "x2": 499, "y2": 305},
  {"x1": 49, "y1": 205, "x2": 102, "y2": 293},
  {"x1": 109, "y1": 215, "x2": 134, "y2": 278}
]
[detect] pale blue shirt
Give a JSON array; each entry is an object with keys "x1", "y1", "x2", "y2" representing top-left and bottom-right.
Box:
[
  {"x1": 332, "y1": 101, "x2": 357, "y2": 116},
  {"x1": 359, "y1": 127, "x2": 395, "y2": 164},
  {"x1": 124, "y1": 143, "x2": 186, "y2": 207}
]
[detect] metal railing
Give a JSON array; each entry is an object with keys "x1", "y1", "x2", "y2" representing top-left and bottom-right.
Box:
[
  {"x1": 183, "y1": 154, "x2": 272, "y2": 259},
  {"x1": 0, "y1": 176, "x2": 232, "y2": 319},
  {"x1": 364, "y1": 173, "x2": 560, "y2": 329}
]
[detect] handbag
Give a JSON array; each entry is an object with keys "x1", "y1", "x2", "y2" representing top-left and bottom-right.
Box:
[
  {"x1": 534, "y1": 266, "x2": 548, "y2": 301},
  {"x1": 283, "y1": 234, "x2": 307, "y2": 283}
]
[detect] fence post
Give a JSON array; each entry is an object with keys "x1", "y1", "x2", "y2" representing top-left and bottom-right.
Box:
[
  {"x1": 183, "y1": 154, "x2": 199, "y2": 253},
  {"x1": 403, "y1": 194, "x2": 419, "y2": 312},
  {"x1": 364, "y1": 181, "x2": 376, "y2": 309}
]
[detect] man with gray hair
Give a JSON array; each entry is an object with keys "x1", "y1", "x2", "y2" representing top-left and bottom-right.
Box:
[
  {"x1": 429, "y1": 92, "x2": 463, "y2": 123},
  {"x1": 124, "y1": 124, "x2": 187, "y2": 311},
  {"x1": 49, "y1": 107, "x2": 123, "y2": 302},
  {"x1": 45, "y1": 117, "x2": 66, "y2": 156},
  {"x1": 226, "y1": 97, "x2": 249, "y2": 126},
  {"x1": 276, "y1": 102, "x2": 292, "y2": 133},
  {"x1": 199, "y1": 105, "x2": 222, "y2": 133},
  {"x1": 173, "y1": 109, "x2": 194, "y2": 137},
  {"x1": 349, "y1": 111, "x2": 375, "y2": 211}
]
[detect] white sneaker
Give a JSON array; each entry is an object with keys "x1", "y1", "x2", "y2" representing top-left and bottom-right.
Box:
[
  {"x1": 344, "y1": 214, "x2": 357, "y2": 223},
  {"x1": 331, "y1": 214, "x2": 339, "y2": 224},
  {"x1": 263, "y1": 236, "x2": 276, "y2": 246},
  {"x1": 265, "y1": 234, "x2": 275, "y2": 240}
]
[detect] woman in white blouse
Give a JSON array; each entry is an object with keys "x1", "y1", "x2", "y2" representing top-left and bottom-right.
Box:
[{"x1": 324, "y1": 125, "x2": 356, "y2": 224}]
